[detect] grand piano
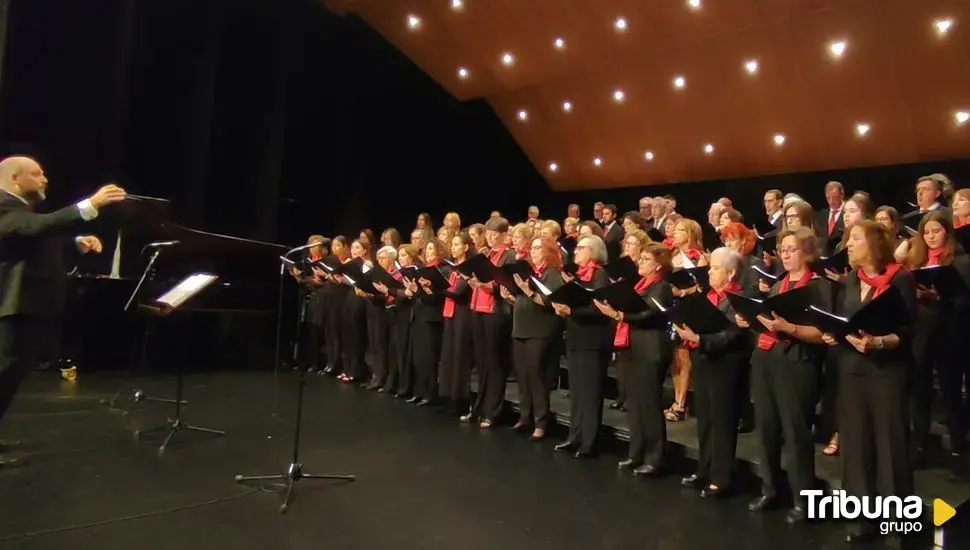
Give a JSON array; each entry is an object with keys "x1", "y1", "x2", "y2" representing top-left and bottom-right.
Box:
[{"x1": 62, "y1": 196, "x2": 290, "y2": 373}]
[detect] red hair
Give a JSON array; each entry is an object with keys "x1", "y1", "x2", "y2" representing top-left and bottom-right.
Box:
[
  {"x1": 720, "y1": 222, "x2": 756, "y2": 256},
  {"x1": 531, "y1": 237, "x2": 563, "y2": 270}
]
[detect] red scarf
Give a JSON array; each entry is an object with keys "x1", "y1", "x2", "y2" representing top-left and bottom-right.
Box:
[
  {"x1": 662, "y1": 238, "x2": 675, "y2": 250},
  {"x1": 471, "y1": 248, "x2": 507, "y2": 314},
  {"x1": 926, "y1": 246, "x2": 949, "y2": 267},
  {"x1": 756, "y1": 269, "x2": 814, "y2": 350},
  {"x1": 614, "y1": 272, "x2": 662, "y2": 348},
  {"x1": 682, "y1": 281, "x2": 741, "y2": 349},
  {"x1": 576, "y1": 262, "x2": 599, "y2": 283},
  {"x1": 955, "y1": 218, "x2": 969, "y2": 230},
  {"x1": 857, "y1": 263, "x2": 903, "y2": 300},
  {"x1": 682, "y1": 248, "x2": 702, "y2": 262},
  {"x1": 442, "y1": 271, "x2": 460, "y2": 318},
  {"x1": 532, "y1": 261, "x2": 547, "y2": 278},
  {"x1": 516, "y1": 247, "x2": 528, "y2": 260}
]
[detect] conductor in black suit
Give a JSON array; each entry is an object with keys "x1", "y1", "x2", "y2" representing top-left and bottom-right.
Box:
[
  {"x1": 600, "y1": 204, "x2": 623, "y2": 262},
  {"x1": 0, "y1": 156, "x2": 126, "y2": 466}
]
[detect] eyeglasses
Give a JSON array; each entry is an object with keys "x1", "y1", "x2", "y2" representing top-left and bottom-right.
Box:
[{"x1": 777, "y1": 247, "x2": 800, "y2": 255}]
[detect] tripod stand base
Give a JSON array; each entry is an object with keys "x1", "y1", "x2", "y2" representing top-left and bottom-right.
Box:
[
  {"x1": 234, "y1": 462, "x2": 355, "y2": 514},
  {"x1": 134, "y1": 418, "x2": 226, "y2": 456}
]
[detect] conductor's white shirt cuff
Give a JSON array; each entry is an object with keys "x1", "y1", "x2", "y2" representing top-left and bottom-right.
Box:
[{"x1": 76, "y1": 199, "x2": 98, "y2": 221}]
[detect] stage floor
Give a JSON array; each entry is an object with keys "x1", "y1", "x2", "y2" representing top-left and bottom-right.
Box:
[{"x1": 0, "y1": 370, "x2": 927, "y2": 549}]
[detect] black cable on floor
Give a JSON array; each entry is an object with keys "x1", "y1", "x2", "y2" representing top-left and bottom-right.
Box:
[{"x1": 0, "y1": 485, "x2": 279, "y2": 542}]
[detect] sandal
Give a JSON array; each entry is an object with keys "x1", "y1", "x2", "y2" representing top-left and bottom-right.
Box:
[
  {"x1": 479, "y1": 418, "x2": 493, "y2": 429},
  {"x1": 823, "y1": 433, "x2": 840, "y2": 456},
  {"x1": 665, "y1": 403, "x2": 687, "y2": 422}
]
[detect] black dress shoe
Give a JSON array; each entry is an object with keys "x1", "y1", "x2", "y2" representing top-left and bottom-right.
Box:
[
  {"x1": 376, "y1": 387, "x2": 387, "y2": 394},
  {"x1": 0, "y1": 455, "x2": 26, "y2": 468},
  {"x1": 573, "y1": 450, "x2": 596, "y2": 459},
  {"x1": 785, "y1": 505, "x2": 807, "y2": 524},
  {"x1": 406, "y1": 396, "x2": 420, "y2": 404},
  {"x1": 680, "y1": 474, "x2": 702, "y2": 488},
  {"x1": 617, "y1": 459, "x2": 638, "y2": 470},
  {"x1": 0, "y1": 440, "x2": 22, "y2": 452},
  {"x1": 554, "y1": 442, "x2": 576, "y2": 452},
  {"x1": 748, "y1": 495, "x2": 776, "y2": 512},
  {"x1": 608, "y1": 402, "x2": 623, "y2": 410},
  {"x1": 700, "y1": 484, "x2": 730, "y2": 499},
  {"x1": 633, "y1": 464, "x2": 661, "y2": 476},
  {"x1": 417, "y1": 398, "x2": 431, "y2": 407}
]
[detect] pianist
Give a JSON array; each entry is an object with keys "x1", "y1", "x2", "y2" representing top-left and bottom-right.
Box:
[{"x1": 0, "y1": 155, "x2": 126, "y2": 468}]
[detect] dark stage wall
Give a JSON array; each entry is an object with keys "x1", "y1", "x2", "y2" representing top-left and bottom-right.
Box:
[{"x1": 1, "y1": 0, "x2": 968, "y2": 250}]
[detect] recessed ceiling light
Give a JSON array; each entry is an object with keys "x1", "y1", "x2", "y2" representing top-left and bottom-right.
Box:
[
  {"x1": 934, "y1": 18, "x2": 953, "y2": 36},
  {"x1": 614, "y1": 17, "x2": 628, "y2": 32},
  {"x1": 517, "y1": 109, "x2": 528, "y2": 121},
  {"x1": 451, "y1": 0, "x2": 463, "y2": 10},
  {"x1": 548, "y1": 162, "x2": 558, "y2": 172},
  {"x1": 612, "y1": 89, "x2": 626, "y2": 103},
  {"x1": 703, "y1": 143, "x2": 714, "y2": 154},
  {"x1": 406, "y1": 15, "x2": 421, "y2": 30},
  {"x1": 644, "y1": 150, "x2": 655, "y2": 161},
  {"x1": 554, "y1": 37, "x2": 566, "y2": 50},
  {"x1": 501, "y1": 52, "x2": 515, "y2": 66},
  {"x1": 687, "y1": 0, "x2": 701, "y2": 10},
  {"x1": 673, "y1": 76, "x2": 686, "y2": 89},
  {"x1": 593, "y1": 157, "x2": 603, "y2": 167},
  {"x1": 744, "y1": 59, "x2": 759, "y2": 74},
  {"x1": 562, "y1": 101, "x2": 573, "y2": 113},
  {"x1": 829, "y1": 40, "x2": 847, "y2": 58},
  {"x1": 457, "y1": 67, "x2": 469, "y2": 79},
  {"x1": 855, "y1": 122, "x2": 870, "y2": 136},
  {"x1": 955, "y1": 111, "x2": 969, "y2": 125},
  {"x1": 773, "y1": 134, "x2": 786, "y2": 147}
]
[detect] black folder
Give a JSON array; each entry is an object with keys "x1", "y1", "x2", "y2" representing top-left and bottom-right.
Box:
[
  {"x1": 560, "y1": 236, "x2": 577, "y2": 255},
  {"x1": 545, "y1": 281, "x2": 595, "y2": 308},
  {"x1": 396, "y1": 263, "x2": 420, "y2": 279},
  {"x1": 363, "y1": 264, "x2": 404, "y2": 289},
  {"x1": 810, "y1": 247, "x2": 849, "y2": 275},
  {"x1": 750, "y1": 264, "x2": 778, "y2": 283},
  {"x1": 646, "y1": 228, "x2": 665, "y2": 242},
  {"x1": 501, "y1": 259, "x2": 536, "y2": 280},
  {"x1": 593, "y1": 279, "x2": 648, "y2": 313},
  {"x1": 416, "y1": 265, "x2": 451, "y2": 293},
  {"x1": 808, "y1": 286, "x2": 908, "y2": 339},
  {"x1": 754, "y1": 227, "x2": 778, "y2": 256},
  {"x1": 668, "y1": 266, "x2": 709, "y2": 290},
  {"x1": 562, "y1": 261, "x2": 579, "y2": 276},
  {"x1": 912, "y1": 265, "x2": 970, "y2": 298},
  {"x1": 655, "y1": 293, "x2": 731, "y2": 334},
  {"x1": 454, "y1": 254, "x2": 501, "y2": 283},
  {"x1": 901, "y1": 209, "x2": 923, "y2": 232},
  {"x1": 955, "y1": 225, "x2": 970, "y2": 254},
  {"x1": 727, "y1": 286, "x2": 819, "y2": 331},
  {"x1": 603, "y1": 256, "x2": 639, "y2": 281}
]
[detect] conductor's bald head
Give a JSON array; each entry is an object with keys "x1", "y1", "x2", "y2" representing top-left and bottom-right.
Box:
[{"x1": 0, "y1": 156, "x2": 47, "y2": 203}]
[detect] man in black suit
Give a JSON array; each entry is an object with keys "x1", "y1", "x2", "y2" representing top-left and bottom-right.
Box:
[
  {"x1": 814, "y1": 181, "x2": 845, "y2": 257},
  {"x1": 600, "y1": 203, "x2": 623, "y2": 261},
  {"x1": 0, "y1": 156, "x2": 126, "y2": 467}
]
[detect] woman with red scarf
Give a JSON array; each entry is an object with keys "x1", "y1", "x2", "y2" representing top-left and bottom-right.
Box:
[
  {"x1": 375, "y1": 244, "x2": 422, "y2": 398},
  {"x1": 439, "y1": 233, "x2": 475, "y2": 417},
  {"x1": 675, "y1": 247, "x2": 750, "y2": 495},
  {"x1": 321, "y1": 236, "x2": 351, "y2": 377},
  {"x1": 502, "y1": 236, "x2": 564, "y2": 440},
  {"x1": 551, "y1": 235, "x2": 612, "y2": 458},
  {"x1": 411, "y1": 239, "x2": 450, "y2": 406},
  {"x1": 666, "y1": 219, "x2": 708, "y2": 422},
  {"x1": 905, "y1": 211, "x2": 970, "y2": 474},
  {"x1": 366, "y1": 245, "x2": 397, "y2": 392},
  {"x1": 337, "y1": 239, "x2": 371, "y2": 385},
  {"x1": 596, "y1": 243, "x2": 673, "y2": 474},
  {"x1": 609, "y1": 229, "x2": 650, "y2": 412},
  {"x1": 464, "y1": 217, "x2": 516, "y2": 429},
  {"x1": 738, "y1": 227, "x2": 830, "y2": 522},
  {"x1": 821, "y1": 220, "x2": 917, "y2": 545}
]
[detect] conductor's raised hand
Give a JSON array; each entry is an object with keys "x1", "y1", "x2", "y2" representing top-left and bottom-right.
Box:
[
  {"x1": 75, "y1": 235, "x2": 103, "y2": 254},
  {"x1": 88, "y1": 184, "x2": 127, "y2": 209}
]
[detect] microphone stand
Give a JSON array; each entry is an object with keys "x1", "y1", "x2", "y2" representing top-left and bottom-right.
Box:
[{"x1": 235, "y1": 251, "x2": 355, "y2": 514}]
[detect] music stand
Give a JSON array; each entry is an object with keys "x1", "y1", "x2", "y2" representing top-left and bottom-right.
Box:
[
  {"x1": 234, "y1": 258, "x2": 355, "y2": 514},
  {"x1": 132, "y1": 273, "x2": 226, "y2": 455}
]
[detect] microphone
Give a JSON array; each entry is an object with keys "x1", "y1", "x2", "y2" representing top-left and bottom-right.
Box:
[
  {"x1": 284, "y1": 242, "x2": 318, "y2": 257},
  {"x1": 146, "y1": 240, "x2": 181, "y2": 248}
]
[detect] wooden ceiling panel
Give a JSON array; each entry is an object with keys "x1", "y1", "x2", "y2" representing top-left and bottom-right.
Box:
[{"x1": 323, "y1": 0, "x2": 970, "y2": 189}]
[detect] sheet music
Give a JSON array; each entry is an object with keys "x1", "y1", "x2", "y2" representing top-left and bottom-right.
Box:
[
  {"x1": 157, "y1": 273, "x2": 218, "y2": 309},
  {"x1": 751, "y1": 265, "x2": 777, "y2": 280},
  {"x1": 681, "y1": 252, "x2": 695, "y2": 269},
  {"x1": 109, "y1": 232, "x2": 122, "y2": 279},
  {"x1": 530, "y1": 276, "x2": 552, "y2": 296},
  {"x1": 809, "y1": 305, "x2": 848, "y2": 323},
  {"x1": 362, "y1": 264, "x2": 372, "y2": 273},
  {"x1": 650, "y1": 297, "x2": 668, "y2": 312}
]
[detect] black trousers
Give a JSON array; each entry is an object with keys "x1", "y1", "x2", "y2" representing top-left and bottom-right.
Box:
[
  {"x1": 627, "y1": 336, "x2": 669, "y2": 466},
  {"x1": 471, "y1": 312, "x2": 511, "y2": 421},
  {"x1": 817, "y1": 355, "x2": 839, "y2": 441},
  {"x1": 692, "y1": 350, "x2": 745, "y2": 487},
  {"x1": 751, "y1": 348, "x2": 819, "y2": 499},
  {"x1": 614, "y1": 349, "x2": 630, "y2": 406},
  {"x1": 0, "y1": 316, "x2": 39, "y2": 425},
  {"x1": 325, "y1": 289, "x2": 348, "y2": 372},
  {"x1": 839, "y1": 366, "x2": 913, "y2": 507},
  {"x1": 565, "y1": 349, "x2": 610, "y2": 453},
  {"x1": 341, "y1": 296, "x2": 368, "y2": 380},
  {"x1": 384, "y1": 308, "x2": 413, "y2": 395},
  {"x1": 544, "y1": 334, "x2": 563, "y2": 391},
  {"x1": 513, "y1": 337, "x2": 552, "y2": 429},
  {"x1": 297, "y1": 322, "x2": 325, "y2": 370},
  {"x1": 941, "y1": 354, "x2": 970, "y2": 456},
  {"x1": 911, "y1": 328, "x2": 945, "y2": 452},
  {"x1": 412, "y1": 321, "x2": 443, "y2": 400},
  {"x1": 440, "y1": 307, "x2": 473, "y2": 408},
  {"x1": 365, "y1": 302, "x2": 390, "y2": 387}
]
